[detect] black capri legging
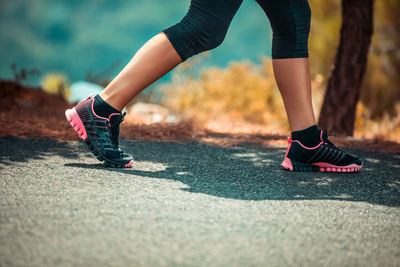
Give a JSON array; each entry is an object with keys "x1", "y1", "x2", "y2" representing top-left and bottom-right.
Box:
[{"x1": 162, "y1": 0, "x2": 311, "y2": 62}]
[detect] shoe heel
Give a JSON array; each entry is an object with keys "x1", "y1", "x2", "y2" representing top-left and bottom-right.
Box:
[
  {"x1": 281, "y1": 157, "x2": 319, "y2": 172},
  {"x1": 65, "y1": 108, "x2": 88, "y2": 140}
]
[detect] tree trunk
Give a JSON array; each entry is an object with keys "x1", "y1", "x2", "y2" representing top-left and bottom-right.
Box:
[{"x1": 318, "y1": 0, "x2": 374, "y2": 136}]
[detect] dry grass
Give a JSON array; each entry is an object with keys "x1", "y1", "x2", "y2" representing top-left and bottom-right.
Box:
[
  {"x1": 159, "y1": 57, "x2": 400, "y2": 144},
  {"x1": 160, "y1": 58, "x2": 288, "y2": 132}
]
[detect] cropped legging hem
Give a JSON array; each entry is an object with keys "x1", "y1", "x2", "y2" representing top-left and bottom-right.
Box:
[
  {"x1": 161, "y1": 0, "x2": 311, "y2": 62},
  {"x1": 271, "y1": 53, "x2": 309, "y2": 59},
  {"x1": 162, "y1": 27, "x2": 193, "y2": 62}
]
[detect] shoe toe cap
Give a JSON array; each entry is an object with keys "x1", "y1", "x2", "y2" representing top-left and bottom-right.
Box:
[
  {"x1": 353, "y1": 157, "x2": 363, "y2": 166},
  {"x1": 122, "y1": 152, "x2": 133, "y2": 161}
]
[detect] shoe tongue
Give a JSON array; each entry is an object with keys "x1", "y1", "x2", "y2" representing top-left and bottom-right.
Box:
[
  {"x1": 109, "y1": 113, "x2": 123, "y2": 127},
  {"x1": 321, "y1": 129, "x2": 337, "y2": 148},
  {"x1": 321, "y1": 129, "x2": 327, "y2": 141}
]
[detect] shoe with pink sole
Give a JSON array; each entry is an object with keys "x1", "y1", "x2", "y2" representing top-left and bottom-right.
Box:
[
  {"x1": 281, "y1": 129, "x2": 363, "y2": 172},
  {"x1": 65, "y1": 94, "x2": 133, "y2": 168}
]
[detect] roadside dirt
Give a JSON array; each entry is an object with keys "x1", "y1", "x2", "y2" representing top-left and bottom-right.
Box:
[{"x1": 1, "y1": 79, "x2": 399, "y2": 153}]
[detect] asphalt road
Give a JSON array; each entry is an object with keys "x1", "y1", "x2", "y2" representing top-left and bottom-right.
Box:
[{"x1": 1, "y1": 136, "x2": 400, "y2": 266}]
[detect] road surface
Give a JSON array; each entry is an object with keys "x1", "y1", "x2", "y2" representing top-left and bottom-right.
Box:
[{"x1": 1, "y1": 136, "x2": 399, "y2": 266}]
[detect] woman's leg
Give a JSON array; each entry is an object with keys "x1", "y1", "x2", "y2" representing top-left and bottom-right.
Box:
[
  {"x1": 272, "y1": 58, "x2": 316, "y2": 131},
  {"x1": 66, "y1": 0, "x2": 244, "y2": 167},
  {"x1": 255, "y1": 0, "x2": 315, "y2": 132},
  {"x1": 100, "y1": 0, "x2": 244, "y2": 111},
  {"x1": 99, "y1": 32, "x2": 182, "y2": 111},
  {"x1": 255, "y1": 0, "x2": 363, "y2": 172}
]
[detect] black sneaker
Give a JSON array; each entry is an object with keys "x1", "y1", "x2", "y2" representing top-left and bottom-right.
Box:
[
  {"x1": 105, "y1": 111, "x2": 134, "y2": 167},
  {"x1": 65, "y1": 94, "x2": 133, "y2": 168},
  {"x1": 281, "y1": 129, "x2": 363, "y2": 172}
]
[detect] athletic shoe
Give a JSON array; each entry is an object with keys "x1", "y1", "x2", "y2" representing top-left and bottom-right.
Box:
[
  {"x1": 65, "y1": 94, "x2": 133, "y2": 168},
  {"x1": 281, "y1": 129, "x2": 363, "y2": 172},
  {"x1": 105, "y1": 111, "x2": 134, "y2": 167}
]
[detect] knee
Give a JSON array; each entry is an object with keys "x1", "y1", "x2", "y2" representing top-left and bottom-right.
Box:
[
  {"x1": 199, "y1": 24, "x2": 227, "y2": 52},
  {"x1": 163, "y1": 16, "x2": 228, "y2": 62},
  {"x1": 271, "y1": 0, "x2": 311, "y2": 59}
]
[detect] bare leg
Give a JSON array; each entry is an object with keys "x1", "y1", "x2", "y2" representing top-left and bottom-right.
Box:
[
  {"x1": 99, "y1": 32, "x2": 182, "y2": 111},
  {"x1": 272, "y1": 58, "x2": 317, "y2": 132}
]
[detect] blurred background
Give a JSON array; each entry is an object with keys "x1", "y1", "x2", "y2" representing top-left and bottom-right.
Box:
[
  {"x1": 0, "y1": 0, "x2": 271, "y2": 87},
  {"x1": 0, "y1": 0, "x2": 399, "y2": 142}
]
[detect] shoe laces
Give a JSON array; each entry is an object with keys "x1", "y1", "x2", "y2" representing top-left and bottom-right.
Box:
[
  {"x1": 110, "y1": 112, "x2": 125, "y2": 149},
  {"x1": 321, "y1": 129, "x2": 343, "y2": 152},
  {"x1": 97, "y1": 119, "x2": 123, "y2": 156}
]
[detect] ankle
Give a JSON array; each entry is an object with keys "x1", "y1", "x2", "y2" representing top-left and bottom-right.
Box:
[
  {"x1": 291, "y1": 124, "x2": 321, "y2": 147},
  {"x1": 93, "y1": 94, "x2": 121, "y2": 118}
]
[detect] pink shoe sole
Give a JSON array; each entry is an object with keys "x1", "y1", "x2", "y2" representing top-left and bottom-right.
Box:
[
  {"x1": 65, "y1": 108, "x2": 133, "y2": 168},
  {"x1": 281, "y1": 157, "x2": 363, "y2": 173},
  {"x1": 65, "y1": 108, "x2": 88, "y2": 140}
]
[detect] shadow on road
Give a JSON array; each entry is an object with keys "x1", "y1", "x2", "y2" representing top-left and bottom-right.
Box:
[
  {"x1": 70, "y1": 138, "x2": 400, "y2": 207},
  {"x1": 0, "y1": 136, "x2": 82, "y2": 167},
  {"x1": 1, "y1": 136, "x2": 399, "y2": 207}
]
